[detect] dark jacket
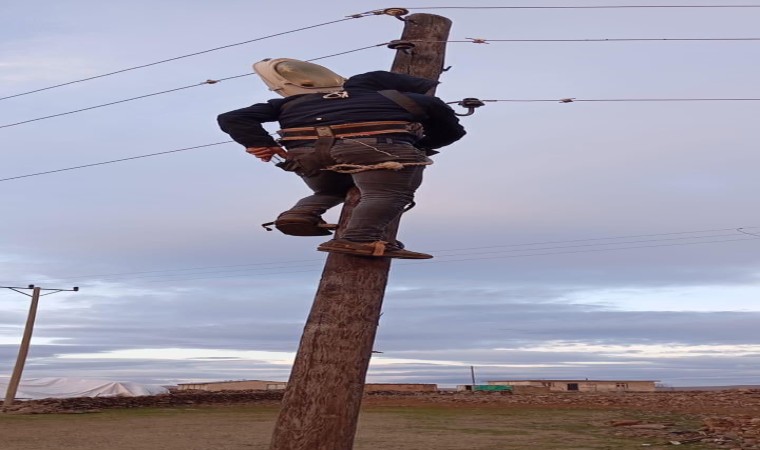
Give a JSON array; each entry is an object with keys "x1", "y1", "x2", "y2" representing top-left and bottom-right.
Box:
[{"x1": 217, "y1": 71, "x2": 466, "y2": 151}]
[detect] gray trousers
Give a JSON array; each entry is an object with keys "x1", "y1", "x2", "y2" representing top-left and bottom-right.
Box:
[{"x1": 284, "y1": 138, "x2": 428, "y2": 242}]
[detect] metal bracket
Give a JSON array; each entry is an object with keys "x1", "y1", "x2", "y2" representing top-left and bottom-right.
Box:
[{"x1": 453, "y1": 98, "x2": 486, "y2": 116}]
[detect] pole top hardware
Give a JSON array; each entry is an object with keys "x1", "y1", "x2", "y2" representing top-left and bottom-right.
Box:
[
  {"x1": 454, "y1": 98, "x2": 486, "y2": 116},
  {"x1": 347, "y1": 7, "x2": 409, "y2": 19},
  {"x1": 382, "y1": 8, "x2": 410, "y2": 20}
]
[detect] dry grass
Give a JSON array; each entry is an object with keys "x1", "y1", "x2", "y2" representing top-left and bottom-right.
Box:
[{"x1": 0, "y1": 404, "x2": 714, "y2": 450}]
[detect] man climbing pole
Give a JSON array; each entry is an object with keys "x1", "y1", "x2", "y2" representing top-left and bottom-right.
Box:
[{"x1": 217, "y1": 59, "x2": 465, "y2": 259}]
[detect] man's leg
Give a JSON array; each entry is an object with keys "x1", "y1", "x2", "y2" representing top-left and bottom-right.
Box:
[
  {"x1": 274, "y1": 147, "x2": 354, "y2": 236},
  {"x1": 286, "y1": 170, "x2": 353, "y2": 217},
  {"x1": 341, "y1": 165, "x2": 424, "y2": 242},
  {"x1": 317, "y1": 138, "x2": 432, "y2": 258}
]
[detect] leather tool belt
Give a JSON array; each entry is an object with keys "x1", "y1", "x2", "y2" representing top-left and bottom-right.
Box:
[{"x1": 277, "y1": 121, "x2": 417, "y2": 140}]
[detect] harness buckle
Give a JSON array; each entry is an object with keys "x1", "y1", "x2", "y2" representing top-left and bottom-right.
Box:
[{"x1": 315, "y1": 126, "x2": 335, "y2": 138}]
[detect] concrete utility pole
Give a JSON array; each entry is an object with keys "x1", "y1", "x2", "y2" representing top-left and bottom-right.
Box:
[
  {"x1": 268, "y1": 13, "x2": 451, "y2": 450},
  {"x1": 2, "y1": 284, "x2": 78, "y2": 410}
]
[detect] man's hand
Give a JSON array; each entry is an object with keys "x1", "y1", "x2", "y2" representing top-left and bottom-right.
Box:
[{"x1": 246, "y1": 146, "x2": 288, "y2": 162}]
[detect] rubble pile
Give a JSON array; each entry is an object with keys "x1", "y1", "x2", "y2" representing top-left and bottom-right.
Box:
[
  {"x1": 366, "y1": 389, "x2": 760, "y2": 415},
  {"x1": 4, "y1": 390, "x2": 283, "y2": 414},
  {"x1": 700, "y1": 416, "x2": 760, "y2": 449}
]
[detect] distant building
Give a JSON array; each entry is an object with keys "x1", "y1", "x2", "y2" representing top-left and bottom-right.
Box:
[
  {"x1": 456, "y1": 385, "x2": 513, "y2": 392},
  {"x1": 175, "y1": 380, "x2": 286, "y2": 391},
  {"x1": 364, "y1": 383, "x2": 437, "y2": 392},
  {"x1": 487, "y1": 379, "x2": 657, "y2": 392},
  {"x1": 175, "y1": 380, "x2": 437, "y2": 393}
]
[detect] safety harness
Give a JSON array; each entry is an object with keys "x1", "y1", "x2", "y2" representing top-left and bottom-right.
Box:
[{"x1": 274, "y1": 90, "x2": 428, "y2": 177}]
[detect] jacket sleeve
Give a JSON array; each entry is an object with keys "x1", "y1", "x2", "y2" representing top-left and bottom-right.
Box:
[
  {"x1": 217, "y1": 100, "x2": 284, "y2": 148},
  {"x1": 414, "y1": 96, "x2": 467, "y2": 150}
]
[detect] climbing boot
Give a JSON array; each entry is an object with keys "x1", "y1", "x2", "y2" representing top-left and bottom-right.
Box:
[
  {"x1": 261, "y1": 214, "x2": 336, "y2": 236},
  {"x1": 317, "y1": 239, "x2": 433, "y2": 259}
]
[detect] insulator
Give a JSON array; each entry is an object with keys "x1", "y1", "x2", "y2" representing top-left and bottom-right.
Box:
[
  {"x1": 458, "y1": 98, "x2": 486, "y2": 108},
  {"x1": 387, "y1": 40, "x2": 416, "y2": 51},
  {"x1": 383, "y1": 8, "x2": 410, "y2": 17}
]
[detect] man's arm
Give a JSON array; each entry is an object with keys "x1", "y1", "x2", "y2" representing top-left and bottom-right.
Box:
[
  {"x1": 217, "y1": 100, "x2": 284, "y2": 148},
  {"x1": 245, "y1": 146, "x2": 288, "y2": 162},
  {"x1": 414, "y1": 97, "x2": 466, "y2": 150}
]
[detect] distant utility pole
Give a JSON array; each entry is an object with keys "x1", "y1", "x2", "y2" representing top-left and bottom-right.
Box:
[
  {"x1": 268, "y1": 13, "x2": 452, "y2": 450},
  {"x1": 2, "y1": 284, "x2": 78, "y2": 410}
]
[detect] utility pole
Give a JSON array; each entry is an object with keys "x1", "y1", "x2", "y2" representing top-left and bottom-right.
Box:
[
  {"x1": 269, "y1": 13, "x2": 452, "y2": 450},
  {"x1": 2, "y1": 284, "x2": 78, "y2": 410}
]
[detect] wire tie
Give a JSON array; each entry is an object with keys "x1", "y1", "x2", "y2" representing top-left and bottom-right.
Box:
[
  {"x1": 559, "y1": 98, "x2": 575, "y2": 103},
  {"x1": 204, "y1": 79, "x2": 220, "y2": 84},
  {"x1": 466, "y1": 38, "x2": 490, "y2": 44},
  {"x1": 347, "y1": 9, "x2": 382, "y2": 17}
]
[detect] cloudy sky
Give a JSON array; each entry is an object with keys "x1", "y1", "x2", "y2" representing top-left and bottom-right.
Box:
[{"x1": 2, "y1": 0, "x2": 760, "y2": 389}]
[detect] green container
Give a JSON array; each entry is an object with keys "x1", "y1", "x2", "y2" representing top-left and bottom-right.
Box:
[{"x1": 473, "y1": 385, "x2": 512, "y2": 391}]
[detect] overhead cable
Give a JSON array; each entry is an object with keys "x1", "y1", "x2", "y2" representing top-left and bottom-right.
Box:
[
  {"x1": 408, "y1": 237, "x2": 758, "y2": 267},
  {"x1": 4, "y1": 34, "x2": 757, "y2": 130},
  {"x1": 0, "y1": 75, "x2": 253, "y2": 130},
  {"x1": 26, "y1": 227, "x2": 760, "y2": 285},
  {"x1": 407, "y1": 5, "x2": 760, "y2": 10},
  {"x1": 0, "y1": 43, "x2": 387, "y2": 130},
  {"x1": 439, "y1": 37, "x2": 760, "y2": 43},
  {"x1": 477, "y1": 98, "x2": 760, "y2": 103},
  {"x1": 0, "y1": 16, "x2": 365, "y2": 102},
  {"x1": 130, "y1": 236, "x2": 760, "y2": 284},
  {"x1": 0, "y1": 141, "x2": 234, "y2": 182},
  {"x1": 82, "y1": 233, "x2": 757, "y2": 282}
]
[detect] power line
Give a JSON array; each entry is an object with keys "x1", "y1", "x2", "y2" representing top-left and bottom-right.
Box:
[
  {"x1": 26, "y1": 226, "x2": 759, "y2": 285},
  {"x1": 124, "y1": 236, "x2": 760, "y2": 284},
  {"x1": 447, "y1": 98, "x2": 760, "y2": 106},
  {"x1": 0, "y1": 43, "x2": 387, "y2": 130},
  {"x1": 0, "y1": 141, "x2": 233, "y2": 182},
  {"x1": 0, "y1": 17, "x2": 365, "y2": 102},
  {"x1": 409, "y1": 237, "x2": 758, "y2": 267},
  {"x1": 427, "y1": 227, "x2": 760, "y2": 253},
  {"x1": 0, "y1": 75, "x2": 252, "y2": 130},
  {"x1": 440, "y1": 37, "x2": 760, "y2": 43},
  {"x1": 3, "y1": 34, "x2": 757, "y2": 130},
  {"x1": 88, "y1": 233, "x2": 758, "y2": 282},
  {"x1": 5, "y1": 80, "x2": 760, "y2": 184},
  {"x1": 407, "y1": 5, "x2": 760, "y2": 10}
]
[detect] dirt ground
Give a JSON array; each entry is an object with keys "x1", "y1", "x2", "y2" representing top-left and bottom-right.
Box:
[{"x1": 1, "y1": 391, "x2": 758, "y2": 449}]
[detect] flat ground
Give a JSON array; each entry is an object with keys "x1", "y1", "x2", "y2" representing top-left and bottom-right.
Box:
[
  {"x1": 0, "y1": 406, "x2": 708, "y2": 450},
  {"x1": 0, "y1": 399, "x2": 721, "y2": 450}
]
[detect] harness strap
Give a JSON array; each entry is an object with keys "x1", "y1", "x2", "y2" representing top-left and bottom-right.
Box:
[
  {"x1": 378, "y1": 90, "x2": 428, "y2": 120},
  {"x1": 278, "y1": 121, "x2": 416, "y2": 140},
  {"x1": 314, "y1": 126, "x2": 336, "y2": 167}
]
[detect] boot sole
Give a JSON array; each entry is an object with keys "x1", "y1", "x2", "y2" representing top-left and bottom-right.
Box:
[
  {"x1": 275, "y1": 220, "x2": 334, "y2": 237},
  {"x1": 317, "y1": 244, "x2": 433, "y2": 260}
]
